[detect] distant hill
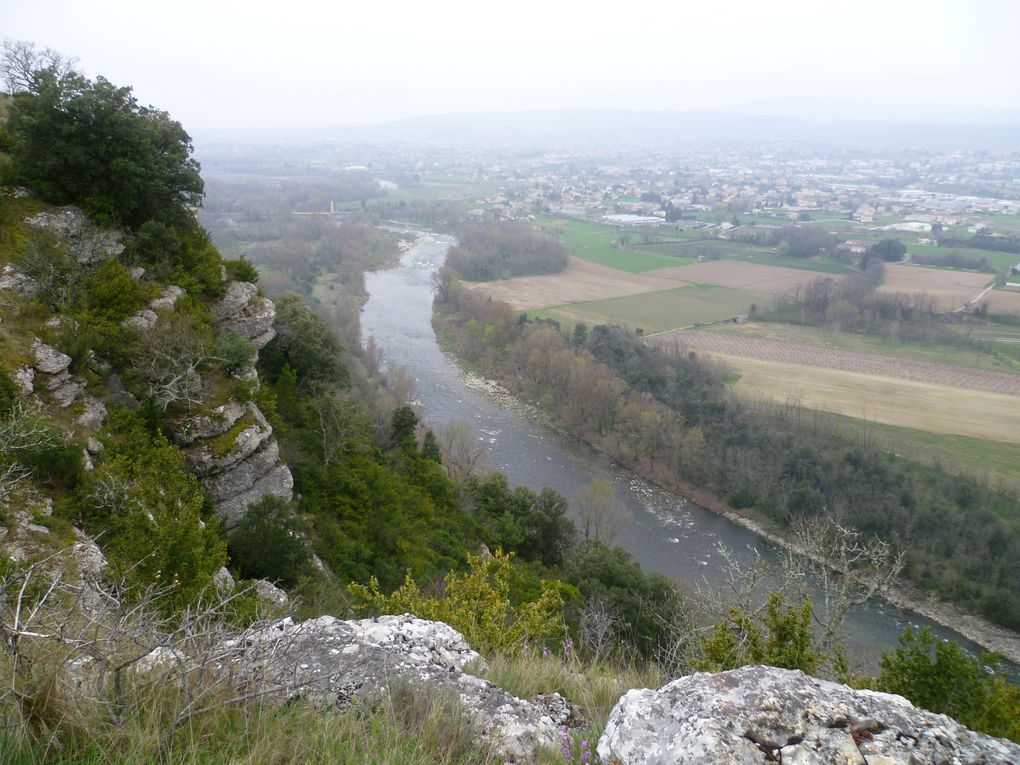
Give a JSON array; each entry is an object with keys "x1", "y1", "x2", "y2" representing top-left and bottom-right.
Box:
[{"x1": 196, "y1": 109, "x2": 1020, "y2": 151}]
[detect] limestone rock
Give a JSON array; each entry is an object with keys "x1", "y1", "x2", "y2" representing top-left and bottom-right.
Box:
[
  {"x1": 32, "y1": 339, "x2": 72, "y2": 375},
  {"x1": 123, "y1": 309, "x2": 157, "y2": 331},
  {"x1": 253, "y1": 579, "x2": 289, "y2": 608},
  {"x1": 76, "y1": 396, "x2": 107, "y2": 431},
  {"x1": 203, "y1": 438, "x2": 280, "y2": 501},
  {"x1": 211, "y1": 281, "x2": 257, "y2": 322},
  {"x1": 184, "y1": 406, "x2": 274, "y2": 477},
  {"x1": 213, "y1": 566, "x2": 236, "y2": 595},
  {"x1": 172, "y1": 401, "x2": 249, "y2": 446},
  {"x1": 214, "y1": 464, "x2": 293, "y2": 527},
  {"x1": 224, "y1": 615, "x2": 574, "y2": 761},
  {"x1": 149, "y1": 285, "x2": 185, "y2": 312},
  {"x1": 596, "y1": 665, "x2": 1020, "y2": 765},
  {"x1": 25, "y1": 208, "x2": 124, "y2": 265},
  {"x1": 13, "y1": 366, "x2": 35, "y2": 394},
  {"x1": 0, "y1": 264, "x2": 39, "y2": 296},
  {"x1": 212, "y1": 281, "x2": 276, "y2": 349}
]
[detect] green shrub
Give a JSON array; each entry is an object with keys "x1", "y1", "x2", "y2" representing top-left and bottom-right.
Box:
[
  {"x1": 224, "y1": 257, "x2": 259, "y2": 283},
  {"x1": 878, "y1": 626, "x2": 1020, "y2": 742},
  {"x1": 228, "y1": 496, "x2": 311, "y2": 588},
  {"x1": 214, "y1": 331, "x2": 257, "y2": 376},
  {"x1": 349, "y1": 550, "x2": 566, "y2": 654}
]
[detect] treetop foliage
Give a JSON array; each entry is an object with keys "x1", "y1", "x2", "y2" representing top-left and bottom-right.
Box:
[{"x1": 5, "y1": 67, "x2": 203, "y2": 228}]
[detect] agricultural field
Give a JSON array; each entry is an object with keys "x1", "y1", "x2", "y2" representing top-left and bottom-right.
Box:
[
  {"x1": 877, "y1": 264, "x2": 991, "y2": 310},
  {"x1": 984, "y1": 288, "x2": 1020, "y2": 315},
  {"x1": 650, "y1": 260, "x2": 823, "y2": 295},
  {"x1": 636, "y1": 239, "x2": 854, "y2": 274},
  {"x1": 541, "y1": 218, "x2": 689, "y2": 273},
  {"x1": 539, "y1": 285, "x2": 770, "y2": 333},
  {"x1": 702, "y1": 321, "x2": 1020, "y2": 373},
  {"x1": 704, "y1": 353, "x2": 1020, "y2": 444},
  {"x1": 817, "y1": 412, "x2": 1020, "y2": 491},
  {"x1": 468, "y1": 258, "x2": 687, "y2": 309},
  {"x1": 650, "y1": 329, "x2": 1020, "y2": 395}
]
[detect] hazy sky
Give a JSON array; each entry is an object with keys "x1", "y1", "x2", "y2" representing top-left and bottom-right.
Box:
[{"x1": 4, "y1": 0, "x2": 1019, "y2": 130}]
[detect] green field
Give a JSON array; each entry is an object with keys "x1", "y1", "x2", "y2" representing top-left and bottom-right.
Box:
[
  {"x1": 819, "y1": 412, "x2": 1020, "y2": 492},
  {"x1": 538, "y1": 284, "x2": 768, "y2": 333},
  {"x1": 540, "y1": 218, "x2": 692, "y2": 272}
]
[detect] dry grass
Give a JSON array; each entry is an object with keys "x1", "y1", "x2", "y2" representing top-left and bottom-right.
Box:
[
  {"x1": 711, "y1": 353, "x2": 1020, "y2": 443},
  {"x1": 877, "y1": 264, "x2": 991, "y2": 311}
]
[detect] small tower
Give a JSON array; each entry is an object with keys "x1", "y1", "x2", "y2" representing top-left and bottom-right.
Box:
[{"x1": 330, "y1": 200, "x2": 335, "y2": 215}]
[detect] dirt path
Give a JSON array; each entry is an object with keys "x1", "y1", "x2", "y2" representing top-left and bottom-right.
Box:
[{"x1": 651, "y1": 329, "x2": 1020, "y2": 396}]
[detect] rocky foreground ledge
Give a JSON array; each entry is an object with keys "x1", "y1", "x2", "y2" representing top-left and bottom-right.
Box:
[{"x1": 598, "y1": 665, "x2": 1020, "y2": 765}]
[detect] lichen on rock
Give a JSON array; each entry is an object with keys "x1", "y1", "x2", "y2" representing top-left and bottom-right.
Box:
[{"x1": 597, "y1": 665, "x2": 1020, "y2": 765}]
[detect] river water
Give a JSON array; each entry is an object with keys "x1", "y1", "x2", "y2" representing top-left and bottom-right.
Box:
[{"x1": 361, "y1": 232, "x2": 993, "y2": 670}]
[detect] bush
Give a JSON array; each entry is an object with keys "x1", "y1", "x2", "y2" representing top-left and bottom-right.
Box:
[
  {"x1": 349, "y1": 550, "x2": 566, "y2": 654},
  {"x1": 224, "y1": 257, "x2": 259, "y2": 283},
  {"x1": 227, "y1": 496, "x2": 311, "y2": 588},
  {"x1": 214, "y1": 331, "x2": 257, "y2": 376},
  {"x1": 878, "y1": 626, "x2": 1020, "y2": 742}
]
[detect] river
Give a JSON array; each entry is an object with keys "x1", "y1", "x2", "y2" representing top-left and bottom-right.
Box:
[{"x1": 361, "y1": 231, "x2": 998, "y2": 671}]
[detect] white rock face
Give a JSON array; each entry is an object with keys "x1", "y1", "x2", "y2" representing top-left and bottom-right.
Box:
[
  {"x1": 0, "y1": 264, "x2": 39, "y2": 296},
  {"x1": 223, "y1": 614, "x2": 574, "y2": 762},
  {"x1": 12, "y1": 366, "x2": 35, "y2": 394},
  {"x1": 212, "y1": 281, "x2": 277, "y2": 349},
  {"x1": 25, "y1": 208, "x2": 124, "y2": 264},
  {"x1": 597, "y1": 665, "x2": 1020, "y2": 765},
  {"x1": 252, "y1": 579, "x2": 289, "y2": 607},
  {"x1": 32, "y1": 339, "x2": 72, "y2": 375}
]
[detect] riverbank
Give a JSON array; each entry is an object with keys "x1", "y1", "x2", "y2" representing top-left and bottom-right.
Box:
[{"x1": 458, "y1": 364, "x2": 1020, "y2": 667}]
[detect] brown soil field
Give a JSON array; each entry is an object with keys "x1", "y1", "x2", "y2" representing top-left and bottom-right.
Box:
[
  {"x1": 983, "y1": 288, "x2": 1020, "y2": 315},
  {"x1": 468, "y1": 257, "x2": 688, "y2": 309},
  {"x1": 651, "y1": 329, "x2": 1020, "y2": 395},
  {"x1": 708, "y1": 353, "x2": 1020, "y2": 444},
  {"x1": 877, "y1": 265, "x2": 991, "y2": 311},
  {"x1": 649, "y1": 260, "x2": 820, "y2": 294}
]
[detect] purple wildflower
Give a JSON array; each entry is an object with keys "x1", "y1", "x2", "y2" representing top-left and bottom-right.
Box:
[{"x1": 559, "y1": 725, "x2": 571, "y2": 759}]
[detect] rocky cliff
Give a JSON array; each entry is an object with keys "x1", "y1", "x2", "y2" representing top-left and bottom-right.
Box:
[{"x1": 4, "y1": 202, "x2": 292, "y2": 531}]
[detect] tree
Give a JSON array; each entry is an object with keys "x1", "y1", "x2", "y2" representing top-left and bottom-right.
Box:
[
  {"x1": 6, "y1": 68, "x2": 203, "y2": 227},
  {"x1": 868, "y1": 238, "x2": 907, "y2": 263},
  {"x1": 438, "y1": 419, "x2": 489, "y2": 481},
  {"x1": 0, "y1": 39, "x2": 78, "y2": 94},
  {"x1": 572, "y1": 479, "x2": 629, "y2": 545}
]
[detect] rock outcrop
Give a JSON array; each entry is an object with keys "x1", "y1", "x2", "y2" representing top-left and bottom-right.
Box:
[
  {"x1": 30, "y1": 339, "x2": 85, "y2": 409},
  {"x1": 171, "y1": 401, "x2": 293, "y2": 528},
  {"x1": 0, "y1": 264, "x2": 39, "y2": 296},
  {"x1": 25, "y1": 208, "x2": 124, "y2": 265},
  {"x1": 223, "y1": 614, "x2": 573, "y2": 762},
  {"x1": 597, "y1": 665, "x2": 1020, "y2": 765},
  {"x1": 212, "y1": 281, "x2": 276, "y2": 349}
]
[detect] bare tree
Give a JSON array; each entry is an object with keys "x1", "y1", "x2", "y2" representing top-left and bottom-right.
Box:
[
  {"x1": 0, "y1": 39, "x2": 79, "y2": 94},
  {"x1": 437, "y1": 419, "x2": 488, "y2": 481},
  {"x1": 132, "y1": 314, "x2": 217, "y2": 412},
  {"x1": 571, "y1": 479, "x2": 630, "y2": 545},
  {"x1": 578, "y1": 598, "x2": 620, "y2": 663},
  {"x1": 309, "y1": 384, "x2": 369, "y2": 465}
]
